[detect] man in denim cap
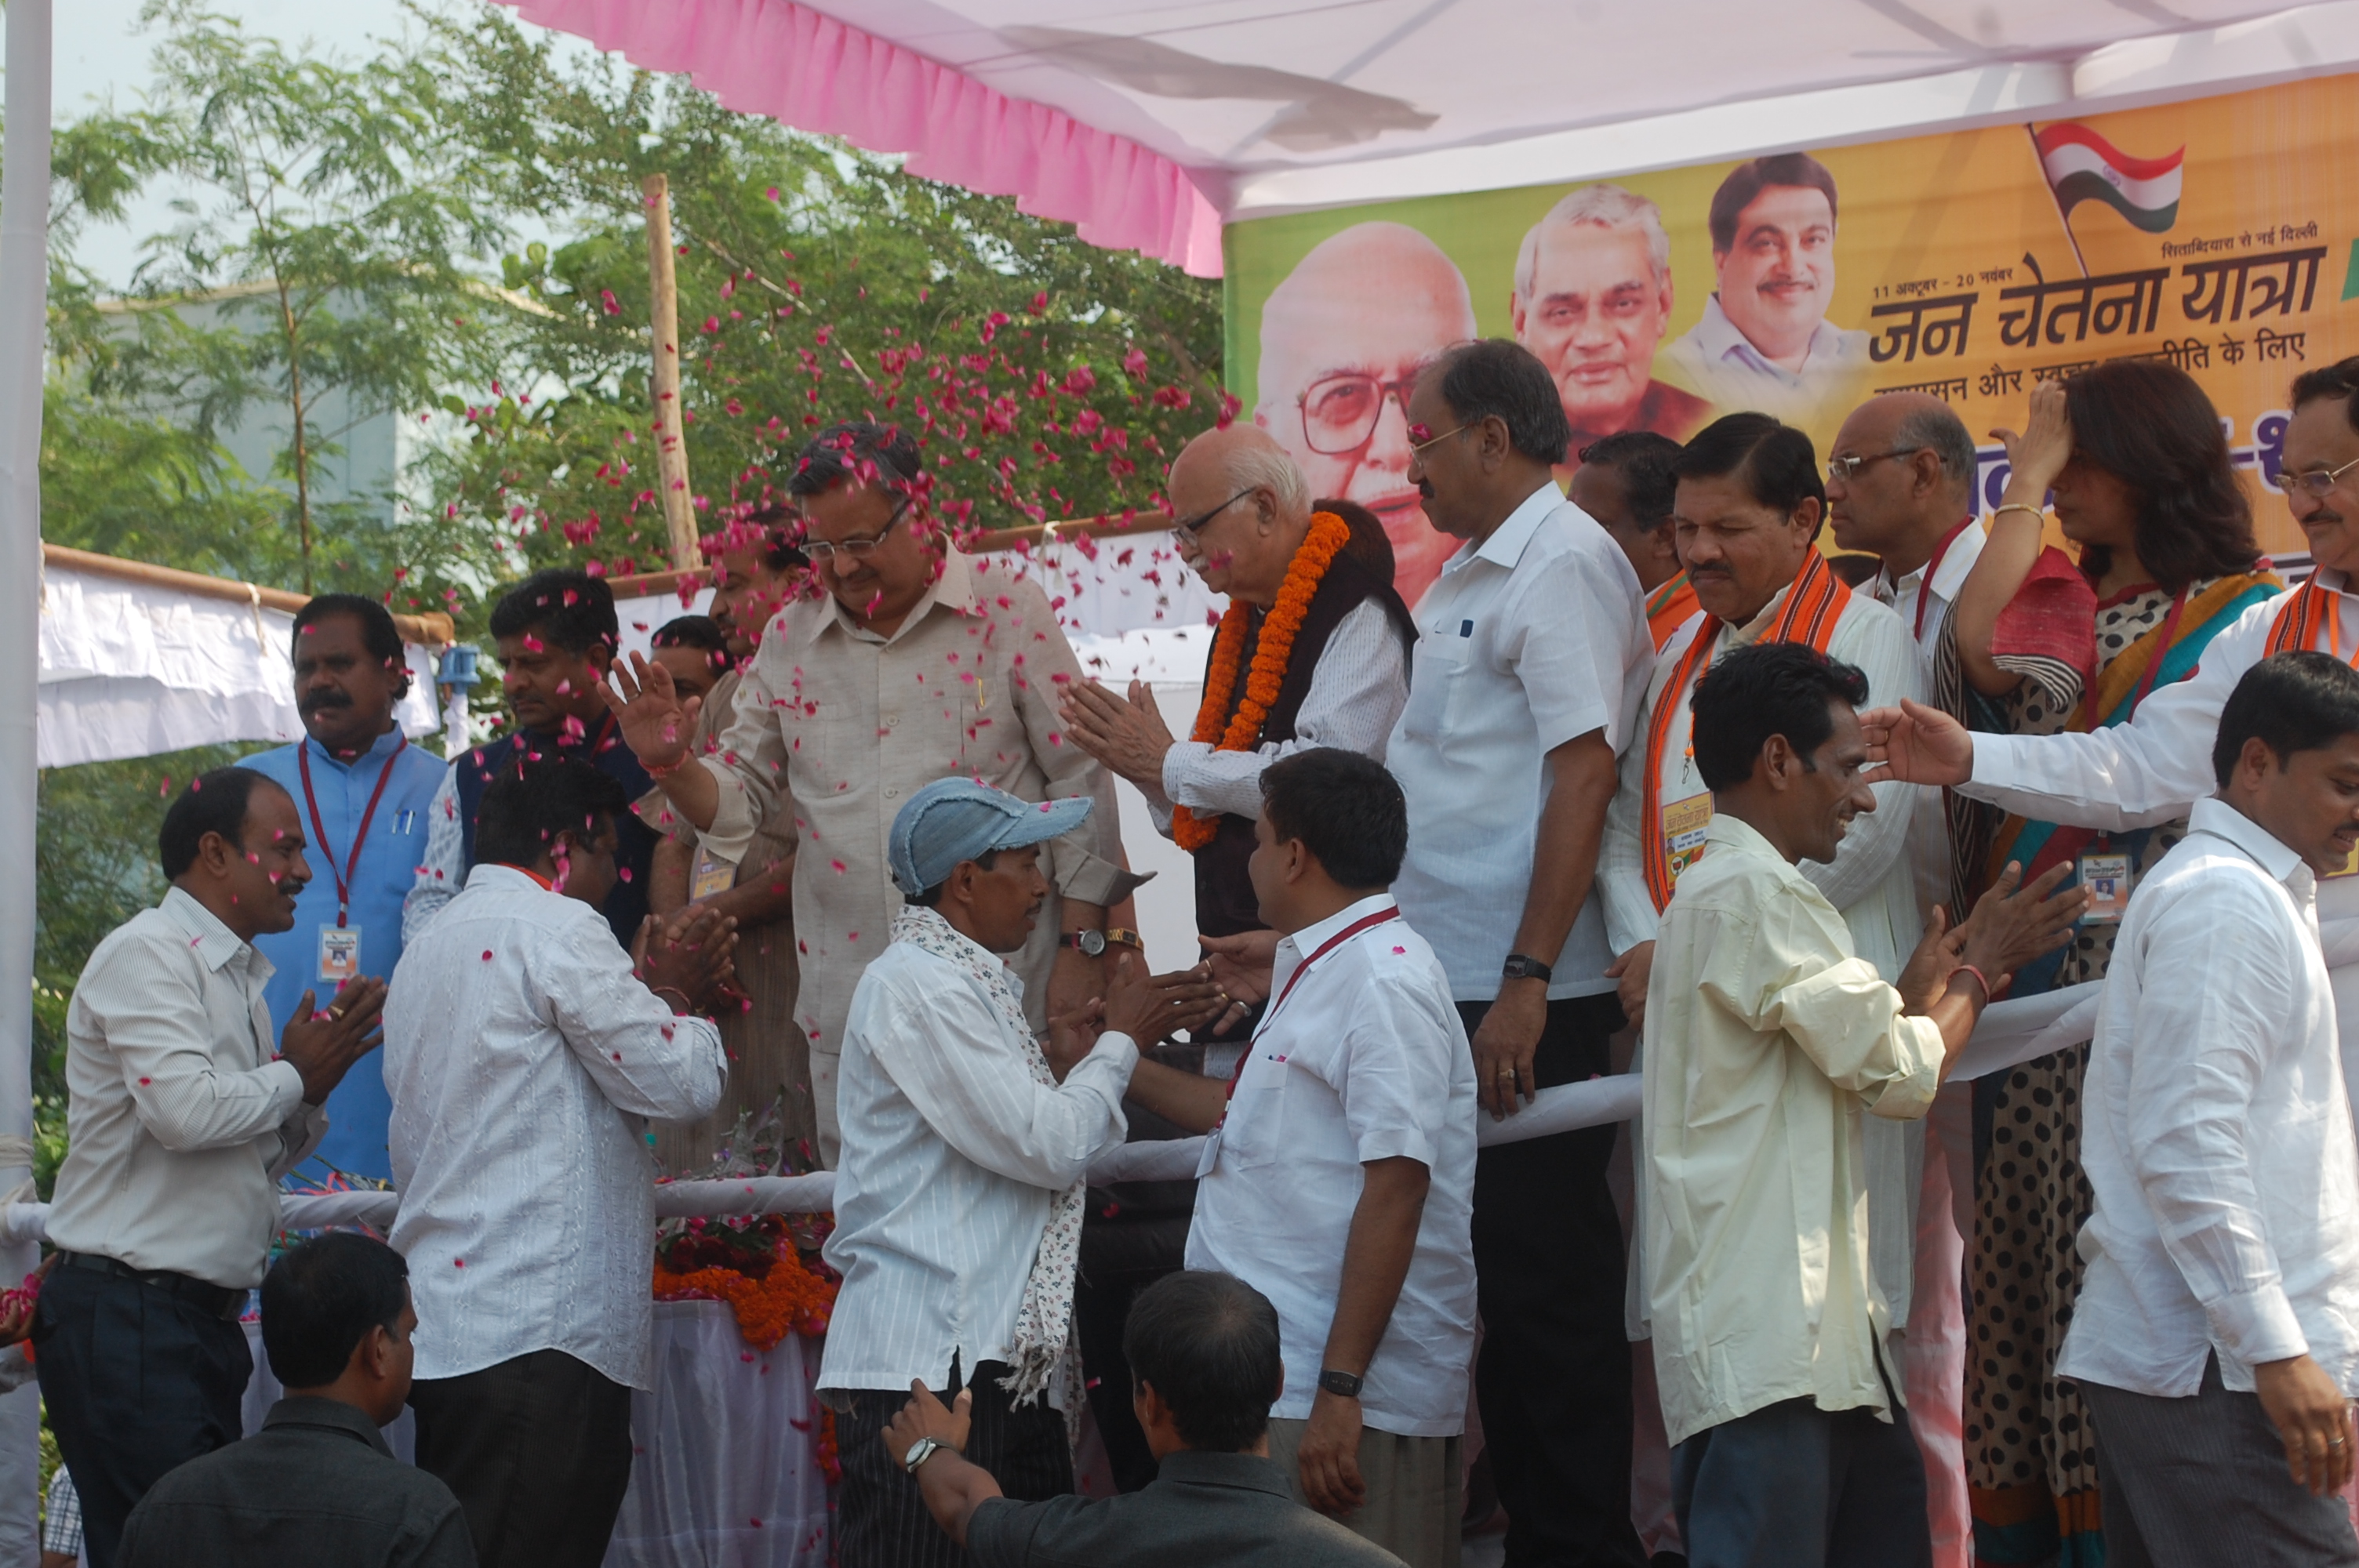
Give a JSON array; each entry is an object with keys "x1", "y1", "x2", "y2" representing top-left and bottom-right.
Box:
[{"x1": 817, "y1": 778, "x2": 1219, "y2": 1567}]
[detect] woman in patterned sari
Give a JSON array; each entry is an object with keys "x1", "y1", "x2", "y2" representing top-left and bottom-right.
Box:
[{"x1": 1942, "y1": 360, "x2": 2278, "y2": 1565}]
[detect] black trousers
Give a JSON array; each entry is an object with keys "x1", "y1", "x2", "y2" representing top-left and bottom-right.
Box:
[
  {"x1": 834, "y1": 1358, "x2": 1073, "y2": 1568},
  {"x1": 33, "y1": 1260, "x2": 253, "y2": 1568},
  {"x1": 1460, "y1": 993, "x2": 1649, "y2": 1568},
  {"x1": 409, "y1": 1348, "x2": 635, "y2": 1568}
]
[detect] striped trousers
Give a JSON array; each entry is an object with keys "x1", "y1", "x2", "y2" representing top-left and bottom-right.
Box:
[
  {"x1": 832, "y1": 1359, "x2": 1073, "y2": 1568},
  {"x1": 2081, "y1": 1356, "x2": 2359, "y2": 1567}
]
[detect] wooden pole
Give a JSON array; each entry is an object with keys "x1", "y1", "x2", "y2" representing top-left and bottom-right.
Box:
[{"x1": 642, "y1": 172, "x2": 700, "y2": 571}]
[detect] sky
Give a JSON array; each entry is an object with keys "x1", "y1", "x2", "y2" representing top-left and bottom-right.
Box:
[{"x1": 54, "y1": 0, "x2": 594, "y2": 290}]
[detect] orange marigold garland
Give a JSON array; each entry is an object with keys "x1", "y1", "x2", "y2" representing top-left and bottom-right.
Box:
[
  {"x1": 1172, "y1": 510, "x2": 1354, "y2": 851},
  {"x1": 652, "y1": 1240, "x2": 837, "y2": 1352}
]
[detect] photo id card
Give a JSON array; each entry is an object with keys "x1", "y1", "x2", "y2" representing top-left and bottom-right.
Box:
[
  {"x1": 318, "y1": 926, "x2": 362, "y2": 984},
  {"x1": 2077, "y1": 852, "x2": 2132, "y2": 923},
  {"x1": 1663, "y1": 793, "x2": 1714, "y2": 887},
  {"x1": 691, "y1": 851, "x2": 737, "y2": 902}
]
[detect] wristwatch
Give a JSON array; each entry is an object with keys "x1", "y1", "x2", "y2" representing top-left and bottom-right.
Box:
[
  {"x1": 1061, "y1": 928, "x2": 1145, "y2": 957},
  {"x1": 902, "y1": 1436, "x2": 951, "y2": 1475},
  {"x1": 1318, "y1": 1369, "x2": 1365, "y2": 1399},
  {"x1": 1501, "y1": 953, "x2": 1554, "y2": 983}
]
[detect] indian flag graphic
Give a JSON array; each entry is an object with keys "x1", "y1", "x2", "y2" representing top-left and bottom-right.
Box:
[{"x1": 2034, "y1": 123, "x2": 2184, "y2": 234}]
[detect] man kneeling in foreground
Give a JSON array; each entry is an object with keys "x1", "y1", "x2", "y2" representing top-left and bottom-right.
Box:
[
  {"x1": 887, "y1": 1269, "x2": 1404, "y2": 1566},
  {"x1": 2059, "y1": 651, "x2": 2359, "y2": 1566},
  {"x1": 1644, "y1": 641, "x2": 2085, "y2": 1567}
]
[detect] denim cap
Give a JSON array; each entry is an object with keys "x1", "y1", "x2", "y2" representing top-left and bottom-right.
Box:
[{"x1": 888, "y1": 775, "x2": 1094, "y2": 897}]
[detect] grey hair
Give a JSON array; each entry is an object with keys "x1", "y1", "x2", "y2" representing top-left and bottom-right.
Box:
[
  {"x1": 1221, "y1": 438, "x2": 1311, "y2": 518},
  {"x1": 1514, "y1": 183, "x2": 1672, "y2": 303},
  {"x1": 1890, "y1": 400, "x2": 1977, "y2": 494}
]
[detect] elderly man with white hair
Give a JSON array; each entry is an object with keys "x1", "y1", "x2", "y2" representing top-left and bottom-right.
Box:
[
  {"x1": 1512, "y1": 183, "x2": 1714, "y2": 460},
  {"x1": 1062, "y1": 424, "x2": 1416, "y2": 1065}
]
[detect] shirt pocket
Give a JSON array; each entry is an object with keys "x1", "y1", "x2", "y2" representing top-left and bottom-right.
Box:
[
  {"x1": 1395, "y1": 633, "x2": 1472, "y2": 746},
  {"x1": 1219, "y1": 1052, "x2": 1292, "y2": 1172}
]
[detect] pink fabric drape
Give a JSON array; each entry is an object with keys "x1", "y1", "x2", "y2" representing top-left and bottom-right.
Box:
[{"x1": 500, "y1": 0, "x2": 1226, "y2": 277}]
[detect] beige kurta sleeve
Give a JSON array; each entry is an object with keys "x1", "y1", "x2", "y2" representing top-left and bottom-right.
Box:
[
  {"x1": 1002, "y1": 579, "x2": 1143, "y2": 907},
  {"x1": 694, "y1": 631, "x2": 798, "y2": 866}
]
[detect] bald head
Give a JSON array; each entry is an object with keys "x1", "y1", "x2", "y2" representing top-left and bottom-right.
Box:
[
  {"x1": 1253, "y1": 222, "x2": 1477, "y2": 604},
  {"x1": 1258, "y1": 223, "x2": 1475, "y2": 405},
  {"x1": 1169, "y1": 425, "x2": 1316, "y2": 608},
  {"x1": 1825, "y1": 391, "x2": 1979, "y2": 569}
]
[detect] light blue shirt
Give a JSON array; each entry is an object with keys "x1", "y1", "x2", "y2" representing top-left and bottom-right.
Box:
[
  {"x1": 1661, "y1": 293, "x2": 1870, "y2": 422},
  {"x1": 245, "y1": 726, "x2": 447, "y2": 1179}
]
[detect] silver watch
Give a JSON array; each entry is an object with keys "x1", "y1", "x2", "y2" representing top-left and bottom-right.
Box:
[{"x1": 902, "y1": 1435, "x2": 949, "y2": 1475}]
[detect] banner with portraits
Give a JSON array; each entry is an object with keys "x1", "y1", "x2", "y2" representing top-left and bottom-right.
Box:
[{"x1": 1223, "y1": 71, "x2": 2359, "y2": 601}]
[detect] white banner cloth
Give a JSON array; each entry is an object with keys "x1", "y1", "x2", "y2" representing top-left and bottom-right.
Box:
[{"x1": 38, "y1": 564, "x2": 439, "y2": 768}]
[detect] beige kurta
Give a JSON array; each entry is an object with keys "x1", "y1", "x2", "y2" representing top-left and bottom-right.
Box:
[
  {"x1": 638, "y1": 666, "x2": 815, "y2": 1175},
  {"x1": 693, "y1": 547, "x2": 1134, "y2": 1165},
  {"x1": 1641, "y1": 815, "x2": 1945, "y2": 1446}
]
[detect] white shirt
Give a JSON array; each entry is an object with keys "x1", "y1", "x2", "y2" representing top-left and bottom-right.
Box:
[
  {"x1": 1185, "y1": 895, "x2": 1478, "y2": 1437},
  {"x1": 385, "y1": 865, "x2": 726, "y2": 1390},
  {"x1": 49, "y1": 888, "x2": 325, "y2": 1289},
  {"x1": 1601, "y1": 583, "x2": 1927, "y2": 1327},
  {"x1": 2060, "y1": 798, "x2": 2359, "y2": 1399},
  {"x1": 1153, "y1": 599, "x2": 1409, "y2": 824},
  {"x1": 1873, "y1": 517, "x2": 1987, "y2": 915},
  {"x1": 1386, "y1": 484, "x2": 1652, "y2": 1000},
  {"x1": 1958, "y1": 575, "x2": 2359, "y2": 1097},
  {"x1": 1642, "y1": 815, "x2": 1945, "y2": 1447},
  {"x1": 818, "y1": 935, "x2": 1135, "y2": 1395},
  {"x1": 1660, "y1": 294, "x2": 1872, "y2": 424}
]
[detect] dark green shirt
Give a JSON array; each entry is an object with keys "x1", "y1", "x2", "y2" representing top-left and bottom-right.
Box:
[
  {"x1": 118, "y1": 1396, "x2": 474, "y2": 1568},
  {"x1": 968, "y1": 1450, "x2": 1403, "y2": 1567}
]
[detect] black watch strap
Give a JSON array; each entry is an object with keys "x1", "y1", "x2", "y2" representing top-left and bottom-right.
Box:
[
  {"x1": 1318, "y1": 1368, "x2": 1364, "y2": 1399},
  {"x1": 1501, "y1": 953, "x2": 1553, "y2": 983}
]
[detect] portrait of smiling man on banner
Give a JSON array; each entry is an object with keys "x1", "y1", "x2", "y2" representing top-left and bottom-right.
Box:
[
  {"x1": 1663, "y1": 152, "x2": 1870, "y2": 425},
  {"x1": 1256, "y1": 220, "x2": 1479, "y2": 606},
  {"x1": 1511, "y1": 183, "x2": 1713, "y2": 465}
]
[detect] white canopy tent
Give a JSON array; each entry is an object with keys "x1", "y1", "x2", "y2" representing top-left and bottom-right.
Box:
[{"x1": 498, "y1": 0, "x2": 2359, "y2": 274}]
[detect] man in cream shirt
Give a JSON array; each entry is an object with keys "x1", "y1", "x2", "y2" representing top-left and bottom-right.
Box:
[{"x1": 1642, "y1": 642, "x2": 2080, "y2": 1564}]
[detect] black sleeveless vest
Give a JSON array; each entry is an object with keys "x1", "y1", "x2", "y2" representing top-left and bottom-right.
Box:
[{"x1": 1191, "y1": 543, "x2": 1416, "y2": 938}]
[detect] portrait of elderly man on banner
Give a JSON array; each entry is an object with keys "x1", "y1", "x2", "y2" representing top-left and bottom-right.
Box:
[
  {"x1": 1663, "y1": 152, "x2": 1871, "y2": 426},
  {"x1": 1511, "y1": 183, "x2": 1714, "y2": 465},
  {"x1": 1254, "y1": 221, "x2": 1479, "y2": 605}
]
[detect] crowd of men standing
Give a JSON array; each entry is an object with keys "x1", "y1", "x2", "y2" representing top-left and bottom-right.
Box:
[{"x1": 24, "y1": 325, "x2": 2359, "y2": 1568}]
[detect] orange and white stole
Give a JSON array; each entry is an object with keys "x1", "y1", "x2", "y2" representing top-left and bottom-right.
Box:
[
  {"x1": 1639, "y1": 549, "x2": 1853, "y2": 911},
  {"x1": 2266, "y1": 572, "x2": 2348, "y2": 659}
]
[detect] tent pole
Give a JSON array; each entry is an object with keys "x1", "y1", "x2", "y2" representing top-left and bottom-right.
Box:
[
  {"x1": 0, "y1": 0, "x2": 50, "y2": 1555},
  {"x1": 641, "y1": 172, "x2": 700, "y2": 572}
]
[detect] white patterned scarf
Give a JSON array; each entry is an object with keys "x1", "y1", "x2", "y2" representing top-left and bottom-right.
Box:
[{"x1": 889, "y1": 906, "x2": 1087, "y2": 1420}]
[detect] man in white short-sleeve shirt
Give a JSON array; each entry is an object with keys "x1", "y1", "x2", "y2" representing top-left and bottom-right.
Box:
[
  {"x1": 1383, "y1": 339, "x2": 1653, "y2": 1566},
  {"x1": 1124, "y1": 747, "x2": 1476, "y2": 1568}
]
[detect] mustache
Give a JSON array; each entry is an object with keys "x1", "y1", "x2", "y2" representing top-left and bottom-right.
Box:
[{"x1": 299, "y1": 690, "x2": 353, "y2": 714}]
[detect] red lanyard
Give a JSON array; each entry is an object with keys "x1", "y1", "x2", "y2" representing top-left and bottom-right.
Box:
[
  {"x1": 297, "y1": 737, "x2": 407, "y2": 927},
  {"x1": 1912, "y1": 516, "x2": 1976, "y2": 641},
  {"x1": 1228, "y1": 906, "x2": 1402, "y2": 1097}
]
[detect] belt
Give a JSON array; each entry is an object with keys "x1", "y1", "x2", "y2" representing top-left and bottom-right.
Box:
[{"x1": 58, "y1": 1252, "x2": 248, "y2": 1321}]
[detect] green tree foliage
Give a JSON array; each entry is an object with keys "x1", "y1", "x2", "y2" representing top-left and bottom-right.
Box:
[{"x1": 419, "y1": 8, "x2": 1224, "y2": 582}]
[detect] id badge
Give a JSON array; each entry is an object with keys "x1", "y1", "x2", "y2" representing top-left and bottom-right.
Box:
[
  {"x1": 1194, "y1": 1122, "x2": 1223, "y2": 1178},
  {"x1": 1663, "y1": 792, "x2": 1714, "y2": 886},
  {"x1": 2077, "y1": 852, "x2": 2132, "y2": 923},
  {"x1": 318, "y1": 926, "x2": 362, "y2": 984},
  {"x1": 690, "y1": 850, "x2": 736, "y2": 902}
]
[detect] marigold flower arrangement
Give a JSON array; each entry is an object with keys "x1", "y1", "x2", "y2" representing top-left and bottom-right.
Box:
[
  {"x1": 1172, "y1": 510, "x2": 1353, "y2": 851},
  {"x1": 652, "y1": 1214, "x2": 838, "y2": 1352}
]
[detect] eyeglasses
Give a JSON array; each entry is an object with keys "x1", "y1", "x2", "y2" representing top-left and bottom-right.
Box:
[
  {"x1": 1410, "y1": 422, "x2": 1472, "y2": 456},
  {"x1": 801, "y1": 496, "x2": 913, "y2": 562},
  {"x1": 2284, "y1": 454, "x2": 2359, "y2": 499},
  {"x1": 1173, "y1": 488, "x2": 1256, "y2": 540},
  {"x1": 1826, "y1": 448, "x2": 1923, "y2": 482},
  {"x1": 1298, "y1": 372, "x2": 1418, "y2": 457}
]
